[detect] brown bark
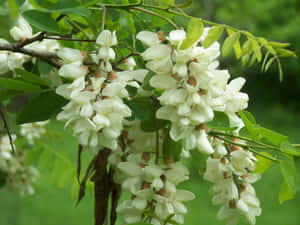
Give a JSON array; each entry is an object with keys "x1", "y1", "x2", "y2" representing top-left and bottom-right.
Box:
[{"x1": 91, "y1": 148, "x2": 111, "y2": 225}]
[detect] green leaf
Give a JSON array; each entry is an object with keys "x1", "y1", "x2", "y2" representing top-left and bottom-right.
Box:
[
  {"x1": 276, "y1": 49, "x2": 297, "y2": 58},
  {"x1": 22, "y1": 10, "x2": 59, "y2": 33},
  {"x1": 124, "y1": 97, "x2": 152, "y2": 121},
  {"x1": 127, "y1": 223, "x2": 152, "y2": 225},
  {"x1": 0, "y1": 77, "x2": 42, "y2": 92},
  {"x1": 15, "y1": 0, "x2": 25, "y2": 6},
  {"x1": 190, "y1": 149, "x2": 207, "y2": 175},
  {"x1": 258, "y1": 37, "x2": 276, "y2": 55},
  {"x1": 253, "y1": 152, "x2": 273, "y2": 174},
  {"x1": 264, "y1": 57, "x2": 276, "y2": 72},
  {"x1": 242, "y1": 40, "x2": 252, "y2": 55},
  {"x1": 15, "y1": 68, "x2": 49, "y2": 86},
  {"x1": 0, "y1": 89, "x2": 23, "y2": 101},
  {"x1": 37, "y1": 60, "x2": 52, "y2": 75},
  {"x1": 258, "y1": 127, "x2": 287, "y2": 146},
  {"x1": 163, "y1": 129, "x2": 182, "y2": 162},
  {"x1": 279, "y1": 181, "x2": 295, "y2": 204},
  {"x1": 280, "y1": 141, "x2": 300, "y2": 156},
  {"x1": 269, "y1": 42, "x2": 291, "y2": 48},
  {"x1": 47, "y1": 0, "x2": 90, "y2": 17},
  {"x1": 180, "y1": 18, "x2": 204, "y2": 50},
  {"x1": 227, "y1": 29, "x2": 242, "y2": 59},
  {"x1": 8, "y1": 0, "x2": 19, "y2": 18},
  {"x1": 142, "y1": 71, "x2": 155, "y2": 91},
  {"x1": 251, "y1": 39, "x2": 262, "y2": 62},
  {"x1": 279, "y1": 157, "x2": 297, "y2": 203},
  {"x1": 140, "y1": 118, "x2": 169, "y2": 132},
  {"x1": 202, "y1": 26, "x2": 224, "y2": 48},
  {"x1": 239, "y1": 110, "x2": 259, "y2": 138},
  {"x1": 206, "y1": 112, "x2": 234, "y2": 130},
  {"x1": 16, "y1": 90, "x2": 67, "y2": 124},
  {"x1": 222, "y1": 31, "x2": 240, "y2": 57}
]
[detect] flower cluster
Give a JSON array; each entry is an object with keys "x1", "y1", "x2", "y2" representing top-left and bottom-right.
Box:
[
  {"x1": 0, "y1": 134, "x2": 38, "y2": 196},
  {"x1": 204, "y1": 138, "x2": 261, "y2": 225},
  {"x1": 20, "y1": 120, "x2": 49, "y2": 145},
  {"x1": 107, "y1": 122, "x2": 195, "y2": 225},
  {"x1": 56, "y1": 30, "x2": 148, "y2": 149},
  {"x1": 137, "y1": 29, "x2": 248, "y2": 152}
]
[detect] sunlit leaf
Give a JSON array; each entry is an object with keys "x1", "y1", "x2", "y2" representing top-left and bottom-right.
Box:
[{"x1": 180, "y1": 18, "x2": 203, "y2": 50}]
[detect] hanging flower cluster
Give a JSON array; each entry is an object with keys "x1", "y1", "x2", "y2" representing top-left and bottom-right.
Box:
[
  {"x1": 56, "y1": 30, "x2": 148, "y2": 149},
  {"x1": 0, "y1": 134, "x2": 38, "y2": 196},
  {"x1": 108, "y1": 122, "x2": 195, "y2": 225},
  {"x1": 136, "y1": 29, "x2": 260, "y2": 225}
]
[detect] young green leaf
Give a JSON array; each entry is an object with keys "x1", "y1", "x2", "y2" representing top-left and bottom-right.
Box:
[
  {"x1": 227, "y1": 29, "x2": 242, "y2": 59},
  {"x1": 269, "y1": 41, "x2": 291, "y2": 48},
  {"x1": 22, "y1": 10, "x2": 59, "y2": 33},
  {"x1": 253, "y1": 152, "x2": 273, "y2": 174},
  {"x1": 202, "y1": 26, "x2": 223, "y2": 48},
  {"x1": 276, "y1": 49, "x2": 297, "y2": 58},
  {"x1": 279, "y1": 157, "x2": 297, "y2": 203},
  {"x1": 0, "y1": 77, "x2": 42, "y2": 92},
  {"x1": 279, "y1": 181, "x2": 295, "y2": 204},
  {"x1": 251, "y1": 39, "x2": 262, "y2": 62},
  {"x1": 258, "y1": 127, "x2": 287, "y2": 146},
  {"x1": 280, "y1": 141, "x2": 300, "y2": 156},
  {"x1": 180, "y1": 18, "x2": 203, "y2": 50},
  {"x1": 16, "y1": 90, "x2": 67, "y2": 124},
  {"x1": 15, "y1": 68, "x2": 49, "y2": 86},
  {"x1": 222, "y1": 31, "x2": 240, "y2": 57}
]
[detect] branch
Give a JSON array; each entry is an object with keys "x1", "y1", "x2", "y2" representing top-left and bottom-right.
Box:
[
  {"x1": 0, "y1": 42, "x2": 60, "y2": 68},
  {"x1": 77, "y1": 144, "x2": 83, "y2": 184},
  {"x1": 0, "y1": 106, "x2": 15, "y2": 155},
  {"x1": 101, "y1": 6, "x2": 107, "y2": 31}
]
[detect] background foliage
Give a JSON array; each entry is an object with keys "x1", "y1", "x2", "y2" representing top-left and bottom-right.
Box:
[{"x1": 0, "y1": 0, "x2": 299, "y2": 225}]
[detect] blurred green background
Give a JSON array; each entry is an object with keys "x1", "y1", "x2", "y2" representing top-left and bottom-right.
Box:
[{"x1": 0, "y1": 0, "x2": 300, "y2": 225}]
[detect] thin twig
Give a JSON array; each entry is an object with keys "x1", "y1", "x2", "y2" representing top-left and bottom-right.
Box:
[
  {"x1": 77, "y1": 144, "x2": 83, "y2": 185},
  {"x1": 0, "y1": 107, "x2": 15, "y2": 154},
  {"x1": 17, "y1": 31, "x2": 46, "y2": 48},
  {"x1": 130, "y1": 7, "x2": 178, "y2": 29},
  {"x1": 101, "y1": 6, "x2": 107, "y2": 31},
  {"x1": 117, "y1": 52, "x2": 140, "y2": 64},
  {"x1": 152, "y1": 96, "x2": 159, "y2": 165},
  {"x1": 44, "y1": 36, "x2": 96, "y2": 42}
]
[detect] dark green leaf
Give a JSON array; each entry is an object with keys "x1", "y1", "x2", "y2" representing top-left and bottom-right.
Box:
[
  {"x1": 37, "y1": 60, "x2": 52, "y2": 75},
  {"x1": 258, "y1": 126, "x2": 287, "y2": 146},
  {"x1": 16, "y1": 90, "x2": 67, "y2": 124},
  {"x1": 0, "y1": 77, "x2": 42, "y2": 92},
  {"x1": 15, "y1": 0, "x2": 25, "y2": 6},
  {"x1": 0, "y1": 89, "x2": 23, "y2": 101},
  {"x1": 163, "y1": 129, "x2": 182, "y2": 162},
  {"x1": 22, "y1": 10, "x2": 59, "y2": 33},
  {"x1": 126, "y1": 85, "x2": 137, "y2": 98},
  {"x1": 142, "y1": 71, "x2": 155, "y2": 91},
  {"x1": 180, "y1": 18, "x2": 203, "y2": 50},
  {"x1": 15, "y1": 68, "x2": 49, "y2": 86},
  {"x1": 202, "y1": 26, "x2": 224, "y2": 48}
]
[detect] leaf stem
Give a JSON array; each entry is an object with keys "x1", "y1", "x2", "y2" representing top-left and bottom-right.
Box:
[{"x1": 0, "y1": 106, "x2": 15, "y2": 155}]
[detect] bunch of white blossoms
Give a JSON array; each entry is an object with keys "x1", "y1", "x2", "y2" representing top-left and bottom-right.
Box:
[
  {"x1": 20, "y1": 120, "x2": 49, "y2": 145},
  {"x1": 204, "y1": 137, "x2": 261, "y2": 225},
  {"x1": 0, "y1": 134, "x2": 38, "y2": 196},
  {"x1": 137, "y1": 29, "x2": 248, "y2": 153},
  {"x1": 56, "y1": 30, "x2": 148, "y2": 149},
  {"x1": 136, "y1": 29, "x2": 260, "y2": 225},
  {"x1": 0, "y1": 16, "x2": 59, "y2": 75},
  {"x1": 107, "y1": 122, "x2": 195, "y2": 225}
]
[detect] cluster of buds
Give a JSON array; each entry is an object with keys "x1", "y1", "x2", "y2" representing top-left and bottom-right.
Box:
[{"x1": 0, "y1": 134, "x2": 38, "y2": 196}]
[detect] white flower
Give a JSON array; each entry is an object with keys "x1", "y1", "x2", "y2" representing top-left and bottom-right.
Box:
[
  {"x1": 137, "y1": 31, "x2": 161, "y2": 46},
  {"x1": 57, "y1": 48, "x2": 83, "y2": 63},
  {"x1": 10, "y1": 16, "x2": 32, "y2": 41},
  {"x1": 168, "y1": 30, "x2": 186, "y2": 45},
  {"x1": 230, "y1": 149, "x2": 256, "y2": 175},
  {"x1": 58, "y1": 61, "x2": 88, "y2": 79},
  {"x1": 96, "y1": 30, "x2": 117, "y2": 47},
  {"x1": 196, "y1": 130, "x2": 214, "y2": 154}
]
